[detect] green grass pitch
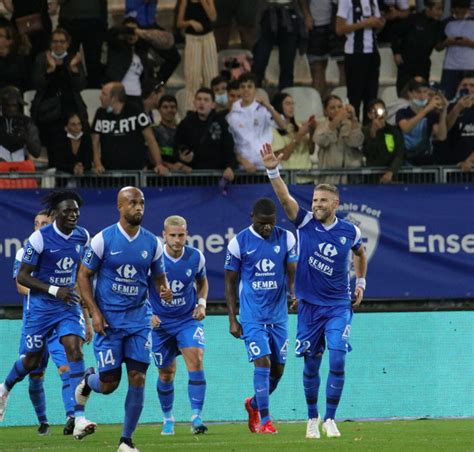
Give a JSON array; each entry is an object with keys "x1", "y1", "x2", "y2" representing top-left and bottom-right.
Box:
[{"x1": 0, "y1": 419, "x2": 473, "y2": 451}]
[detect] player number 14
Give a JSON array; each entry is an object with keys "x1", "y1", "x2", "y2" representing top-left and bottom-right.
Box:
[{"x1": 98, "y1": 349, "x2": 116, "y2": 368}]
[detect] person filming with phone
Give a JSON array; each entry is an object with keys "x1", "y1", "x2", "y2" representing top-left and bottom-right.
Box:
[{"x1": 362, "y1": 98, "x2": 405, "y2": 183}]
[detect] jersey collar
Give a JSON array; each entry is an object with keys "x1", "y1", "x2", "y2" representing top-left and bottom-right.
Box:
[
  {"x1": 117, "y1": 222, "x2": 141, "y2": 242},
  {"x1": 249, "y1": 225, "x2": 265, "y2": 240},
  {"x1": 317, "y1": 217, "x2": 338, "y2": 231},
  {"x1": 53, "y1": 221, "x2": 73, "y2": 240},
  {"x1": 164, "y1": 246, "x2": 185, "y2": 262}
]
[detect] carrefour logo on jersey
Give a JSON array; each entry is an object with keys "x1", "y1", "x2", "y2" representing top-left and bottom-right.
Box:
[
  {"x1": 318, "y1": 242, "x2": 338, "y2": 258},
  {"x1": 255, "y1": 258, "x2": 275, "y2": 273},
  {"x1": 170, "y1": 280, "x2": 184, "y2": 293},
  {"x1": 116, "y1": 264, "x2": 137, "y2": 279},
  {"x1": 56, "y1": 257, "x2": 74, "y2": 271}
]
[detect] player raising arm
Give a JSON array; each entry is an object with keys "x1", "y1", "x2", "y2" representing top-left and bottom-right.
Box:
[{"x1": 260, "y1": 143, "x2": 367, "y2": 439}]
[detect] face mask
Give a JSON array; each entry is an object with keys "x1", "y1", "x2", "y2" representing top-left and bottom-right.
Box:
[
  {"x1": 52, "y1": 50, "x2": 68, "y2": 60},
  {"x1": 412, "y1": 98, "x2": 428, "y2": 108},
  {"x1": 67, "y1": 131, "x2": 83, "y2": 140},
  {"x1": 215, "y1": 92, "x2": 228, "y2": 106},
  {"x1": 106, "y1": 106, "x2": 114, "y2": 113}
]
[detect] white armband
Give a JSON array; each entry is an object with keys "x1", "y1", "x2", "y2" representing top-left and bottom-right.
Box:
[
  {"x1": 197, "y1": 298, "x2": 207, "y2": 308},
  {"x1": 355, "y1": 278, "x2": 366, "y2": 290},
  {"x1": 266, "y1": 168, "x2": 280, "y2": 179},
  {"x1": 48, "y1": 285, "x2": 60, "y2": 297}
]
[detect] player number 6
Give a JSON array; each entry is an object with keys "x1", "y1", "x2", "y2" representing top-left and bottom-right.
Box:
[{"x1": 249, "y1": 341, "x2": 261, "y2": 356}]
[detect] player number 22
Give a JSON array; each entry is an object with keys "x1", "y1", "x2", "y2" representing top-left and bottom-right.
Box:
[{"x1": 98, "y1": 349, "x2": 116, "y2": 368}]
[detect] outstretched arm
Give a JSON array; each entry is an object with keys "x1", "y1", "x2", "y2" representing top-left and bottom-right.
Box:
[{"x1": 260, "y1": 143, "x2": 300, "y2": 221}]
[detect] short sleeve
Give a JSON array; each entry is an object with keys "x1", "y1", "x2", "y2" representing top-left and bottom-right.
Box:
[
  {"x1": 292, "y1": 208, "x2": 313, "y2": 229},
  {"x1": 13, "y1": 248, "x2": 24, "y2": 279},
  {"x1": 224, "y1": 237, "x2": 241, "y2": 272},
  {"x1": 82, "y1": 232, "x2": 104, "y2": 271},
  {"x1": 92, "y1": 109, "x2": 102, "y2": 133},
  {"x1": 22, "y1": 230, "x2": 43, "y2": 266},
  {"x1": 351, "y1": 225, "x2": 363, "y2": 251},
  {"x1": 151, "y1": 237, "x2": 165, "y2": 276},
  {"x1": 337, "y1": 0, "x2": 351, "y2": 20},
  {"x1": 286, "y1": 231, "x2": 299, "y2": 263},
  {"x1": 196, "y1": 249, "x2": 207, "y2": 279}
]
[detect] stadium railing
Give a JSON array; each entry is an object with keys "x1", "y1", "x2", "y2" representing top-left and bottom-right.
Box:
[{"x1": 0, "y1": 166, "x2": 471, "y2": 188}]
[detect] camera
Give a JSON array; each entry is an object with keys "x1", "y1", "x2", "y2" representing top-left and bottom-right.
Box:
[
  {"x1": 459, "y1": 88, "x2": 470, "y2": 97},
  {"x1": 376, "y1": 107, "x2": 385, "y2": 118}
]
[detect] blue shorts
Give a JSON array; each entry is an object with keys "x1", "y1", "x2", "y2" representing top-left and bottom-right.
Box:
[
  {"x1": 241, "y1": 322, "x2": 288, "y2": 364},
  {"x1": 151, "y1": 319, "x2": 205, "y2": 369},
  {"x1": 22, "y1": 306, "x2": 85, "y2": 353},
  {"x1": 295, "y1": 301, "x2": 353, "y2": 357},
  {"x1": 94, "y1": 326, "x2": 152, "y2": 373}
]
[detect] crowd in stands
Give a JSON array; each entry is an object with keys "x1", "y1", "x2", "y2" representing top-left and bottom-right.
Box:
[{"x1": 0, "y1": 0, "x2": 473, "y2": 187}]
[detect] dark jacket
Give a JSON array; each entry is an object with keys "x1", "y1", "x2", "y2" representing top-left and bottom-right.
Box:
[
  {"x1": 362, "y1": 123, "x2": 405, "y2": 174},
  {"x1": 30, "y1": 52, "x2": 88, "y2": 127},
  {"x1": 174, "y1": 110, "x2": 236, "y2": 170},
  {"x1": 48, "y1": 132, "x2": 92, "y2": 173}
]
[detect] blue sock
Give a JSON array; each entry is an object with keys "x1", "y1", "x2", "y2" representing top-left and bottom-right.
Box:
[
  {"x1": 122, "y1": 385, "x2": 145, "y2": 439},
  {"x1": 28, "y1": 376, "x2": 48, "y2": 424},
  {"x1": 157, "y1": 378, "x2": 174, "y2": 418},
  {"x1": 59, "y1": 371, "x2": 75, "y2": 418},
  {"x1": 188, "y1": 370, "x2": 206, "y2": 416},
  {"x1": 325, "y1": 350, "x2": 346, "y2": 421},
  {"x1": 253, "y1": 367, "x2": 270, "y2": 424},
  {"x1": 68, "y1": 360, "x2": 85, "y2": 417},
  {"x1": 304, "y1": 354, "x2": 322, "y2": 419},
  {"x1": 87, "y1": 373, "x2": 103, "y2": 393},
  {"x1": 5, "y1": 358, "x2": 29, "y2": 391}
]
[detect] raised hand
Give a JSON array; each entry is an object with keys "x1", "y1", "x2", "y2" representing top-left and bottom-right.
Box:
[
  {"x1": 160, "y1": 285, "x2": 173, "y2": 303},
  {"x1": 260, "y1": 143, "x2": 283, "y2": 170}
]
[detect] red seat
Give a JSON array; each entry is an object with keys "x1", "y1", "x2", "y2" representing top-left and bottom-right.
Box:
[{"x1": 0, "y1": 160, "x2": 38, "y2": 188}]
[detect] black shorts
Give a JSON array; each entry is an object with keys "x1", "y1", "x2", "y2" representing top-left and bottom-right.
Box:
[
  {"x1": 307, "y1": 24, "x2": 345, "y2": 63},
  {"x1": 214, "y1": 0, "x2": 256, "y2": 28}
]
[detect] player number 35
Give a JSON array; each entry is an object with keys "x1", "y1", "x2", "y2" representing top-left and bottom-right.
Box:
[{"x1": 25, "y1": 334, "x2": 44, "y2": 349}]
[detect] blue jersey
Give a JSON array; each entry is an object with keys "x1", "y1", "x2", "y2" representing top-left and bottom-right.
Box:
[
  {"x1": 82, "y1": 222, "x2": 165, "y2": 329},
  {"x1": 292, "y1": 209, "x2": 362, "y2": 306},
  {"x1": 13, "y1": 248, "x2": 27, "y2": 326},
  {"x1": 224, "y1": 225, "x2": 298, "y2": 324},
  {"x1": 149, "y1": 245, "x2": 206, "y2": 326},
  {"x1": 21, "y1": 222, "x2": 90, "y2": 313}
]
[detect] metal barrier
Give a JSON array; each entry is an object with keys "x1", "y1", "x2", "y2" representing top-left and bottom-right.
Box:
[{"x1": 0, "y1": 167, "x2": 471, "y2": 188}]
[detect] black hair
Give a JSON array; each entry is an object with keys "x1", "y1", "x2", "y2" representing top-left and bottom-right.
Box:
[
  {"x1": 65, "y1": 111, "x2": 82, "y2": 123},
  {"x1": 238, "y1": 72, "x2": 257, "y2": 87},
  {"x1": 42, "y1": 190, "x2": 83, "y2": 215},
  {"x1": 195, "y1": 87, "x2": 215, "y2": 102},
  {"x1": 323, "y1": 94, "x2": 342, "y2": 109},
  {"x1": 158, "y1": 94, "x2": 177, "y2": 109},
  {"x1": 51, "y1": 27, "x2": 71, "y2": 44},
  {"x1": 252, "y1": 198, "x2": 276, "y2": 216},
  {"x1": 367, "y1": 98, "x2": 386, "y2": 111},
  {"x1": 210, "y1": 75, "x2": 228, "y2": 88},
  {"x1": 452, "y1": 0, "x2": 470, "y2": 8},
  {"x1": 122, "y1": 17, "x2": 139, "y2": 27},
  {"x1": 271, "y1": 92, "x2": 299, "y2": 136},
  {"x1": 227, "y1": 80, "x2": 240, "y2": 92}
]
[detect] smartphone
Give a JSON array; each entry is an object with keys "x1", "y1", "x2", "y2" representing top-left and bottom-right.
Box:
[
  {"x1": 459, "y1": 88, "x2": 469, "y2": 97},
  {"x1": 308, "y1": 115, "x2": 316, "y2": 123}
]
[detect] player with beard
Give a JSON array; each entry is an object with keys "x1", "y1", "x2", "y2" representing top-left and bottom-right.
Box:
[
  {"x1": 77, "y1": 186, "x2": 173, "y2": 452},
  {"x1": 260, "y1": 143, "x2": 367, "y2": 439}
]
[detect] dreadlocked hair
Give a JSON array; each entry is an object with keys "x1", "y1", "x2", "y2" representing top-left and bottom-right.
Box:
[{"x1": 41, "y1": 190, "x2": 83, "y2": 216}]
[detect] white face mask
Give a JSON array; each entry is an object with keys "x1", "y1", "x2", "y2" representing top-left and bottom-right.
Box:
[
  {"x1": 67, "y1": 131, "x2": 83, "y2": 140},
  {"x1": 215, "y1": 92, "x2": 228, "y2": 107},
  {"x1": 52, "y1": 50, "x2": 68, "y2": 60}
]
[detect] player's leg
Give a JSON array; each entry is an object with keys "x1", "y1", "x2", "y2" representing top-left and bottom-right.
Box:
[
  {"x1": 151, "y1": 327, "x2": 178, "y2": 435},
  {"x1": 117, "y1": 329, "x2": 151, "y2": 451},
  {"x1": 295, "y1": 300, "x2": 327, "y2": 439},
  {"x1": 322, "y1": 305, "x2": 353, "y2": 438},
  {"x1": 267, "y1": 323, "x2": 289, "y2": 397},
  {"x1": 178, "y1": 322, "x2": 207, "y2": 434}
]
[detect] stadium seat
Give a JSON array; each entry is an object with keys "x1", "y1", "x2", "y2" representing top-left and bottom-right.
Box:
[
  {"x1": 264, "y1": 48, "x2": 312, "y2": 87},
  {"x1": 379, "y1": 85, "x2": 399, "y2": 106},
  {"x1": 0, "y1": 160, "x2": 38, "y2": 188},
  {"x1": 430, "y1": 49, "x2": 445, "y2": 83},
  {"x1": 379, "y1": 47, "x2": 397, "y2": 86},
  {"x1": 22, "y1": 90, "x2": 35, "y2": 117},
  {"x1": 81, "y1": 89, "x2": 102, "y2": 123},
  {"x1": 175, "y1": 87, "x2": 187, "y2": 119},
  {"x1": 326, "y1": 59, "x2": 342, "y2": 86},
  {"x1": 256, "y1": 87, "x2": 269, "y2": 104},
  {"x1": 331, "y1": 86, "x2": 348, "y2": 102},
  {"x1": 166, "y1": 49, "x2": 185, "y2": 89},
  {"x1": 282, "y1": 86, "x2": 323, "y2": 122}
]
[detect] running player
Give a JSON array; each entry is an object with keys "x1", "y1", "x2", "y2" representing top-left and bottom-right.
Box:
[
  {"x1": 77, "y1": 186, "x2": 173, "y2": 452},
  {"x1": 260, "y1": 143, "x2": 367, "y2": 439},
  {"x1": 225, "y1": 198, "x2": 298, "y2": 434},
  {"x1": 149, "y1": 215, "x2": 209, "y2": 436},
  {"x1": 0, "y1": 191, "x2": 96, "y2": 441}
]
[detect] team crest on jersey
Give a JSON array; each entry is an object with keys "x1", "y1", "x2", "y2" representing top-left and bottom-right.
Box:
[
  {"x1": 76, "y1": 245, "x2": 81, "y2": 253},
  {"x1": 339, "y1": 237, "x2": 347, "y2": 245},
  {"x1": 338, "y1": 202, "x2": 381, "y2": 279},
  {"x1": 273, "y1": 245, "x2": 280, "y2": 254},
  {"x1": 141, "y1": 250, "x2": 148, "y2": 259},
  {"x1": 186, "y1": 269, "x2": 192, "y2": 277}
]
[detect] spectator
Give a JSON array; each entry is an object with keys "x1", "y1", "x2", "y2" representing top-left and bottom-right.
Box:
[
  {"x1": 48, "y1": 112, "x2": 92, "y2": 176},
  {"x1": 57, "y1": 0, "x2": 108, "y2": 88},
  {"x1": 439, "y1": 74, "x2": 474, "y2": 169},
  {"x1": 306, "y1": 0, "x2": 345, "y2": 96},
  {"x1": 125, "y1": 0, "x2": 182, "y2": 86},
  {"x1": 336, "y1": 0, "x2": 385, "y2": 122},
  {"x1": 377, "y1": 0, "x2": 411, "y2": 45},
  {"x1": 3, "y1": 0, "x2": 57, "y2": 60},
  {"x1": 105, "y1": 17, "x2": 174, "y2": 105},
  {"x1": 211, "y1": 75, "x2": 228, "y2": 111},
  {"x1": 177, "y1": 0, "x2": 219, "y2": 111},
  {"x1": 386, "y1": 76, "x2": 428, "y2": 125},
  {"x1": 91, "y1": 82, "x2": 168, "y2": 174},
  {"x1": 363, "y1": 98, "x2": 405, "y2": 183},
  {"x1": 0, "y1": 85, "x2": 41, "y2": 161},
  {"x1": 213, "y1": 0, "x2": 260, "y2": 50},
  {"x1": 226, "y1": 73, "x2": 287, "y2": 172},
  {"x1": 314, "y1": 95, "x2": 364, "y2": 183},
  {"x1": 270, "y1": 92, "x2": 316, "y2": 183},
  {"x1": 218, "y1": 79, "x2": 241, "y2": 116},
  {"x1": 396, "y1": 79, "x2": 448, "y2": 165},
  {"x1": 30, "y1": 28, "x2": 88, "y2": 150},
  {"x1": 252, "y1": 0, "x2": 308, "y2": 90},
  {"x1": 175, "y1": 87, "x2": 236, "y2": 180},
  {"x1": 391, "y1": 0, "x2": 444, "y2": 96},
  {"x1": 437, "y1": 0, "x2": 474, "y2": 99},
  {"x1": 0, "y1": 20, "x2": 30, "y2": 92}
]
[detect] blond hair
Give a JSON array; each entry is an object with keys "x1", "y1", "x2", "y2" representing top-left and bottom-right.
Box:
[
  {"x1": 164, "y1": 215, "x2": 187, "y2": 229},
  {"x1": 314, "y1": 183, "x2": 339, "y2": 198}
]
